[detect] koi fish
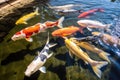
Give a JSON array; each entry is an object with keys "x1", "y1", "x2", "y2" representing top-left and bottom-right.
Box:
[
  {"x1": 96, "y1": 37, "x2": 120, "y2": 57},
  {"x1": 64, "y1": 37, "x2": 108, "y2": 78},
  {"x1": 11, "y1": 16, "x2": 64, "y2": 42},
  {"x1": 69, "y1": 38, "x2": 111, "y2": 63},
  {"x1": 78, "y1": 8, "x2": 104, "y2": 18},
  {"x1": 77, "y1": 19, "x2": 111, "y2": 31},
  {"x1": 25, "y1": 34, "x2": 57, "y2": 77},
  {"x1": 52, "y1": 26, "x2": 83, "y2": 37},
  {"x1": 48, "y1": 4, "x2": 81, "y2": 13},
  {"x1": 92, "y1": 32, "x2": 120, "y2": 47},
  {"x1": 15, "y1": 7, "x2": 39, "y2": 25}
]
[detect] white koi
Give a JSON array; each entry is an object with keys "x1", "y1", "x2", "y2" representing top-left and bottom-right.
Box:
[
  {"x1": 77, "y1": 20, "x2": 111, "y2": 31},
  {"x1": 24, "y1": 33, "x2": 57, "y2": 77}
]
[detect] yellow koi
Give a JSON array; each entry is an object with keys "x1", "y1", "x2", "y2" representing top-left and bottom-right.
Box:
[
  {"x1": 64, "y1": 37, "x2": 108, "y2": 78},
  {"x1": 69, "y1": 38, "x2": 111, "y2": 63},
  {"x1": 15, "y1": 7, "x2": 39, "y2": 25}
]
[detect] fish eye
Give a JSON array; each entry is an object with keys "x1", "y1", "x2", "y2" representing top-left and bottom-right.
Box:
[
  {"x1": 16, "y1": 36, "x2": 19, "y2": 38},
  {"x1": 34, "y1": 56, "x2": 38, "y2": 60}
]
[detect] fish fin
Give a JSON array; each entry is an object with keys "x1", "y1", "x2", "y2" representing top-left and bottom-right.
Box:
[
  {"x1": 57, "y1": 16, "x2": 64, "y2": 28},
  {"x1": 87, "y1": 27, "x2": 92, "y2": 31},
  {"x1": 25, "y1": 37, "x2": 33, "y2": 42},
  {"x1": 79, "y1": 28, "x2": 84, "y2": 34},
  {"x1": 45, "y1": 32, "x2": 50, "y2": 45},
  {"x1": 84, "y1": 61, "x2": 89, "y2": 64},
  {"x1": 23, "y1": 22, "x2": 28, "y2": 24},
  {"x1": 69, "y1": 51, "x2": 74, "y2": 58},
  {"x1": 46, "y1": 3, "x2": 52, "y2": 8},
  {"x1": 48, "y1": 43, "x2": 57, "y2": 48},
  {"x1": 113, "y1": 44, "x2": 117, "y2": 47},
  {"x1": 91, "y1": 61, "x2": 108, "y2": 78},
  {"x1": 98, "y1": 52, "x2": 111, "y2": 63},
  {"x1": 45, "y1": 32, "x2": 57, "y2": 48},
  {"x1": 39, "y1": 66, "x2": 46, "y2": 73},
  {"x1": 47, "y1": 52, "x2": 53, "y2": 58},
  {"x1": 98, "y1": 8, "x2": 104, "y2": 12},
  {"x1": 35, "y1": 7, "x2": 40, "y2": 15},
  {"x1": 105, "y1": 24, "x2": 112, "y2": 32},
  {"x1": 37, "y1": 51, "x2": 40, "y2": 56}
]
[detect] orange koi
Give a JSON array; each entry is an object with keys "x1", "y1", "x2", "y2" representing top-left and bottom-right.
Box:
[
  {"x1": 78, "y1": 8, "x2": 104, "y2": 18},
  {"x1": 52, "y1": 26, "x2": 83, "y2": 37}
]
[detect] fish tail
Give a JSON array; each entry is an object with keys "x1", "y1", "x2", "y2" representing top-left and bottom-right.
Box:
[
  {"x1": 35, "y1": 7, "x2": 40, "y2": 15},
  {"x1": 98, "y1": 8, "x2": 104, "y2": 12},
  {"x1": 105, "y1": 24, "x2": 112, "y2": 32},
  {"x1": 46, "y1": 3, "x2": 52, "y2": 8},
  {"x1": 98, "y1": 52, "x2": 111, "y2": 63},
  {"x1": 106, "y1": 24, "x2": 111, "y2": 28},
  {"x1": 91, "y1": 60, "x2": 108, "y2": 78},
  {"x1": 57, "y1": 16, "x2": 64, "y2": 28},
  {"x1": 48, "y1": 43, "x2": 57, "y2": 48}
]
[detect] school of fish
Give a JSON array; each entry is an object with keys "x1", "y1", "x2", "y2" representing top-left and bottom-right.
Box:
[{"x1": 11, "y1": 5, "x2": 120, "y2": 79}]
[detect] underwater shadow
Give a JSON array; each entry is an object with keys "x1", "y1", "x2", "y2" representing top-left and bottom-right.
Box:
[
  {"x1": 1, "y1": 37, "x2": 61, "y2": 65},
  {"x1": 108, "y1": 57, "x2": 120, "y2": 80},
  {"x1": 48, "y1": 64, "x2": 67, "y2": 80},
  {"x1": 55, "y1": 53, "x2": 66, "y2": 61},
  {"x1": 1, "y1": 44, "x2": 32, "y2": 65},
  {"x1": 24, "y1": 71, "x2": 40, "y2": 80},
  {"x1": 1, "y1": 42, "x2": 48, "y2": 65}
]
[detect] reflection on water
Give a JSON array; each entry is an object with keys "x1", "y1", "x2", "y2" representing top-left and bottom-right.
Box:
[{"x1": 0, "y1": 0, "x2": 120, "y2": 80}]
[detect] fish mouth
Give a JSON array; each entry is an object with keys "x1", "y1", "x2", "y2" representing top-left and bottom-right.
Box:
[
  {"x1": 11, "y1": 37, "x2": 15, "y2": 41},
  {"x1": 77, "y1": 21, "x2": 86, "y2": 27},
  {"x1": 79, "y1": 23, "x2": 86, "y2": 27},
  {"x1": 24, "y1": 72, "x2": 31, "y2": 77}
]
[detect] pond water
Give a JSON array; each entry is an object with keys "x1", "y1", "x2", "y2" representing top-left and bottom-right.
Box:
[{"x1": 0, "y1": 0, "x2": 120, "y2": 80}]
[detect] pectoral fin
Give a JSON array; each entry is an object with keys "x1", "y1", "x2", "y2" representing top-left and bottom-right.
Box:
[
  {"x1": 47, "y1": 52, "x2": 53, "y2": 58},
  {"x1": 69, "y1": 51, "x2": 74, "y2": 58},
  {"x1": 87, "y1": 27, "x2": 92, "y2": 31},
  {"x1": 39, "y1": 66, "x2": 46, "y2": 73},
  {"x1": 113, "y1": 43, "x2": 117, "y2": 47},
  {"x1": 23, "y1": 22, "x2": 28, "y2": 24},
  {"x1": 25, "y1": 37, "x2": 33, "y2": 42}
]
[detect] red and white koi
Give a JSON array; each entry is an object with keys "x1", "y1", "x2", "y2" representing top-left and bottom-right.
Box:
[{"x1": 11, "y1": 16, "x2": 64, "y2": 42}]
